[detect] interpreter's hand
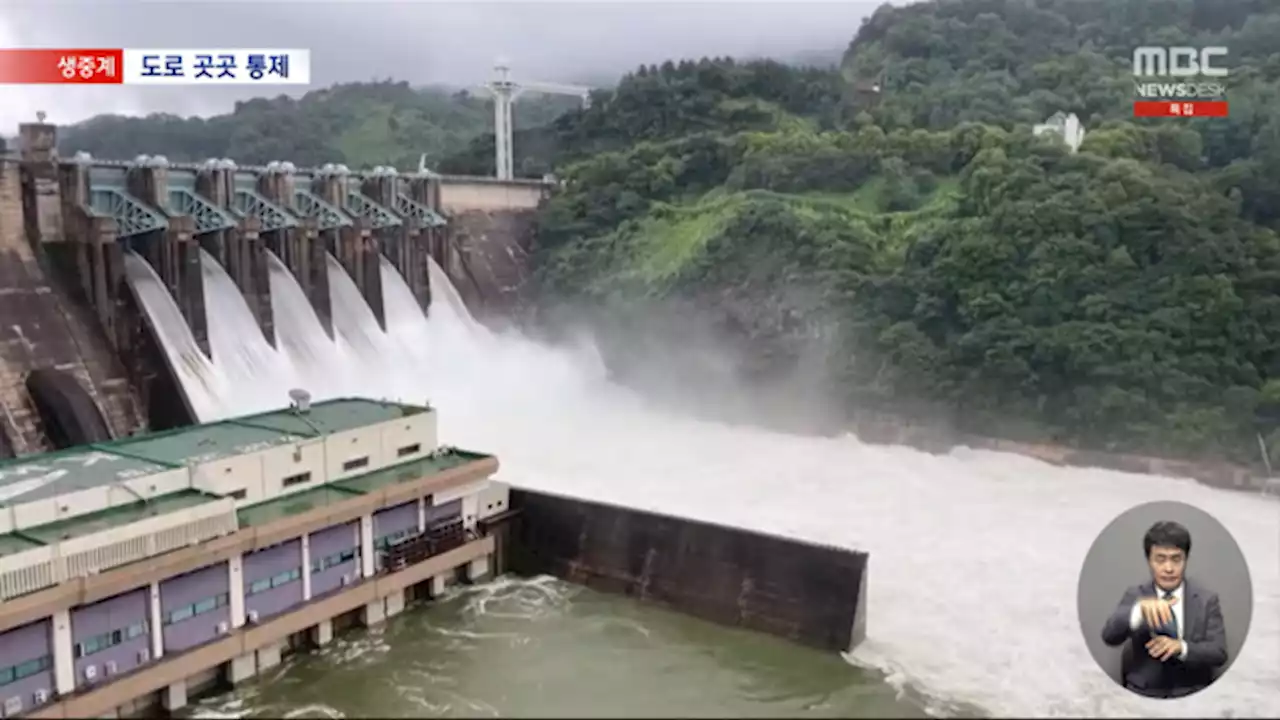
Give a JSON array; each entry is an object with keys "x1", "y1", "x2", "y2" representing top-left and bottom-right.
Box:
[
  {"x1": 1146, "y1": 635, "x2": 1182, "y2": 662},
  {"x1": 1138, "y1": 595, "x2": 1177, "y2": 630}
]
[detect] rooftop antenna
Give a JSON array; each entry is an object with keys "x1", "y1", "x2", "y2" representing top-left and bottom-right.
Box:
[
  {"x1": 480, "y1": 56, "x2": 592, "y2": 180},
  {"x1": 288, "y1": 388, "x2": 312, "y2": 414}
]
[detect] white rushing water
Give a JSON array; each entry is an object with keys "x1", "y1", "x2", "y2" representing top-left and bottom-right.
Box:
[
  {"x1": 131, "y1": 251, "x2": 1279, "y2": 719},
  {"x1": 201, "y1": 249, "x2": 300, "y2": 417},
  {"x1": 122, "y1": 251, "x2": 224, "y2": 419},
  {"x1": 266, "y1": 249, "x2": 359, "y2": 401}
]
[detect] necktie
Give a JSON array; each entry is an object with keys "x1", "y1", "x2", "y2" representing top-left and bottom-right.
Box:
[{"x1": 1155, "y1": 590, "x2": 1179, "y2": 638}]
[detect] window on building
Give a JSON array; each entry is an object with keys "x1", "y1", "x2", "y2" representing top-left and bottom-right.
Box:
[
  {"x1": 164, "y1": 593, "x2": 229, "y2": 625},
  {"x1": 397, "y1": 443, "x2": 421, "y2": 458},
  {"x1": 375, "y1": 528, "x2": 414, "y2": 551},
  {"x1": 17, "y1": 656, "x2": 49, "y2": 679},
  {"x1": 165, "y1": 605, "x2": 194, "y2": 625},
  {"x1": 0, "y1": 655, "x2": 51, "y2": 686},
  {"x1": 282, "y1": 472, "x2": 312, "y2": 488},
  {"x1": 312, "y1": 548, "x2": 358, "y2": 574},
  {"x1": 342, "y1": 456, "x2": 370, "y2": 472},
  {"x1": 270, "y1": 568, "x2": 301, "y2": 587},
  {"x1": 248, "y1": 579, "x2": 271, "y2": 595},
  {"x1": 74, "y1": 619, "x2": 144, "y2": 659}
]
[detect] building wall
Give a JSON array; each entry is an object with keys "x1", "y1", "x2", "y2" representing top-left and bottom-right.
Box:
[
  {"x1": 435, "y1": 480, "x2": 483, "y2": 531},
  {"x1": 243, "y1": 540, "x2": 303, "y2": 620},
  {"x1": 437, "y1": 179, "x2": 547, "y2": 212},
  {"x1": 372, "y1": 501, "x2": 420, "y2": 570},
  {"x1": 189, "y1": 439, "x2": 326, "y2": 506},
  {"x1": 373, "y1": 501, "x2": 418, "y2": 540},
  {"x1": 0, "y1": 619, "x2": 53, "y2": 715},
  {"x1": 309, "y1": 522, "x2": 359, "y2": 598},
  {"x1": 159, "y1": 563, "x2": 230, "y2": 654},
  {"x1": 324, "y1": 426, "x2": 386, "y2": 482},
  {"x1": 378, "y1": 412, "x2": 435, "y2": 464},
  {"x1": 477, "y1": 481, "x2": 510, "y2": 521},
  {"x1": 425, "y1": 498, "x2": 462, "y2": 526},
  {"x1": 69, "y1": 589, "x2": 148, "y2": 688},
  {"x1": 0, "y1": 466, "x2": 188, "y2": 535}
]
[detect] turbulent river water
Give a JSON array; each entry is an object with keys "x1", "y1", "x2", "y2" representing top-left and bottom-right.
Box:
[{"x1": 129, "y1": 251, "x2": 1279, "y2": 719}]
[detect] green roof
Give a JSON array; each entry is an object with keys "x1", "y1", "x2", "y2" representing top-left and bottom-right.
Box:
[
  {"x1": 2, "y1": 489, "x2": 218, "y2": 548},
  {"x1": 234, "y1": 398, "x2": 425, "y2": 437},
  {"x1": 0, "y1": 398, "x2": 430, "y2": 507},
  {"x1": 110, "y1": 421, "x2": 301, "y2": 466},
  {"x1": 236, "y1": 486, "x2": 360, "y2": 527},
  {"x1": 0, "y1": 398, "x2": 457, "y2": 554},
  {"x1": 0, "y1": 532, "x2": 43, "y2": 559},
  {"x1": 0, "y1": 449, "x2": 172, "y2": 506}
]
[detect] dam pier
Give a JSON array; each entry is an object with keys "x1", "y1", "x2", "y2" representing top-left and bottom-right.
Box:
[
  {"x1": 0, "y1": 123, "x2": 874, "y2": 718},
  {"x1": 0, "y1": 121, "x2": 548, "y2": 453}
]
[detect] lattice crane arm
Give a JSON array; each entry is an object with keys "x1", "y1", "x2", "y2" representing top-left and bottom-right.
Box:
[{"x1": 516, "y1": 81, "x2": 592, "y2": 99}]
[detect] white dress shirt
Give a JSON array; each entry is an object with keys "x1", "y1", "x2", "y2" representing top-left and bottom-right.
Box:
[{"x1": 1129, "y1": 582, "x2": 1189, "y2": 661}]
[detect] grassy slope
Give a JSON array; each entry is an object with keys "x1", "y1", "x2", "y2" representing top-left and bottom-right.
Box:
[{"x1": 584, "y1": 176, "x2": 961, "y2": 295}]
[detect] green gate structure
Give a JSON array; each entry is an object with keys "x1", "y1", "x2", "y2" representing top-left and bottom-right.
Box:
[
  {"x1": 346, "y1": 189, "x2": 402, "y2": 230},
  {"x1": 231, "y1": 172, "x2": 298, "y2": 232},
  {"x1": 293, "y1": 186, "x2": 352, "y2": 231},
  {"x1": 85, "y1": 166, "x2": 168, "y2": 239},
  {"x1": 166, "y1": 173, "x2": 236, "y2": 235},
  {"x1": 394, "y1": 193, "x2": 447, "y2": 229}
]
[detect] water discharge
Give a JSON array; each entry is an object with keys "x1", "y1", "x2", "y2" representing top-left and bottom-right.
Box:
[
  {"x1": 130, "y1": 251, "x2": 1279, "y2": 718},
  {"x1": 325, "y1": 252, "x2": 404, "y2": 401},
  {"x1": 201, "y1": 249, "x2": 300, "y2": 417},
  {"x1": 122, "y1": 250, "x2": 223, "y2": 419},
  {"x1": 266, "y1": 249, "x2": 359, "y2": 401}
]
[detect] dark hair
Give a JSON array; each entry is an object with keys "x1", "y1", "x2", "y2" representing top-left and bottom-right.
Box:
[{"x1": 1143, "y1": 520, "x2": 1192, "y2": 557}]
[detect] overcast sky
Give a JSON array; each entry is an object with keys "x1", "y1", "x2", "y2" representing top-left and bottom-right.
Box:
[{"x1": 0, "y1": 0, "x2": 885, "y2": 133}]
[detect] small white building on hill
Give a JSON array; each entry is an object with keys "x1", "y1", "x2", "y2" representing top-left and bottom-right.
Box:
[{"x1": 1033, "y1": 112, "x2": 1086, "y2": 153}]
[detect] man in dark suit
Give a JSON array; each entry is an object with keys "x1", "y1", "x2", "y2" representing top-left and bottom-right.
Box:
[{"x1": 1101, "y1": 520, "x2": 1228, "y2": 698}]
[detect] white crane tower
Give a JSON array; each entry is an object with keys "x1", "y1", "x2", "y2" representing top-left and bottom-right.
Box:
[{"x1": 482, "y1": 57, "x2": 591, "y2": 181}]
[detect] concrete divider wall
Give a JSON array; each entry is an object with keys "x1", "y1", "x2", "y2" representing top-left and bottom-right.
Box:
[{"x1": 505, "y1": 488, "x2": 868, "y2": 653}]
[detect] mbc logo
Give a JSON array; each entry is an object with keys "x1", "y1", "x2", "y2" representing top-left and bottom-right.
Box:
[{"x1": 1132, "y1": 47, "x2": 1229, "y2": 77}]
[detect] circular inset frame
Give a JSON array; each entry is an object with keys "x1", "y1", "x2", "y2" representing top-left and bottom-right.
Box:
[{"x1": 1077, "y1": 500, "x2": 1253, "y2": 699}]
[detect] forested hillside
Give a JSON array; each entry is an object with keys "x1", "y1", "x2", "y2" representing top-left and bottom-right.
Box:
[
  {"x1": 56, "y1": 81, "x2": 580, "y2": 169},
  {"x1": 524, "y1": 0, "x2": 1280, "y2": 463},
  {"x1": 57, "y1": 0, "x2": 1280, "y2": 463}
]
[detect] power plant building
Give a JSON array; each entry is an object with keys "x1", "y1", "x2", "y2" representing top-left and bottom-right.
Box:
[{"x1": 0, "y1": 397, "x2": 505, "y2": 719}]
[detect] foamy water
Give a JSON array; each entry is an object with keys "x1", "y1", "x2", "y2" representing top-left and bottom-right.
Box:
[{"x1": 131, "y1": 251, "x2": 1280, "y2": 718}]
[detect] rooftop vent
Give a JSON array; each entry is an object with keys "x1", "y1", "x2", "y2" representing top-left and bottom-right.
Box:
[{"x1": 289, "y1": 389, "x2": 312, "y2": 414}]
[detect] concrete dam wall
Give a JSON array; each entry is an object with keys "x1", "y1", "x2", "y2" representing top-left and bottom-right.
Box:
[
  {"x1": 436, "y1": 176, "x2": 549, "y2": 318},
  {"x1": 502, "y1": 487, "x2": 869, "y2": 653},
  {"x1": 0, "y1": 155, "x2": 143, "y2": 453}
]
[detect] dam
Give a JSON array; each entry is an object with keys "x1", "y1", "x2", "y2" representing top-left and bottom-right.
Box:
[
  {"x1": 0, "y1": 124, "x2": 878, "y2": 718},
  {"x1": 0, "y1": 123, "x2": 1274, "y2": 720}
]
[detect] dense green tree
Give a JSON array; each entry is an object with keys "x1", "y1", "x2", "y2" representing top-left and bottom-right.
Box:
[
  {"x1": 530, "y1": 0, "x2": 1280, "y2": 463},
  {"x1": 57, "y1": 81, "x2": 580, "y2": 170}
]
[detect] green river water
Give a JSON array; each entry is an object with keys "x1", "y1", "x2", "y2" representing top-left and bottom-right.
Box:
[{"x1": 185, "y1": 575, "x2": 954, "y2": 719}]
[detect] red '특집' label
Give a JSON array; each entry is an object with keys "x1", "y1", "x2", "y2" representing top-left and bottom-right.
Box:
[{"x1": 1133, "y1": 101, "x2": 1229, "y2": 118}]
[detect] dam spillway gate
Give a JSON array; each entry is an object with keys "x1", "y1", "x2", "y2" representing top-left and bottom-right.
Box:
[{"x1": 2, "y1": 120, "x2": 549, "y2": 454}]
